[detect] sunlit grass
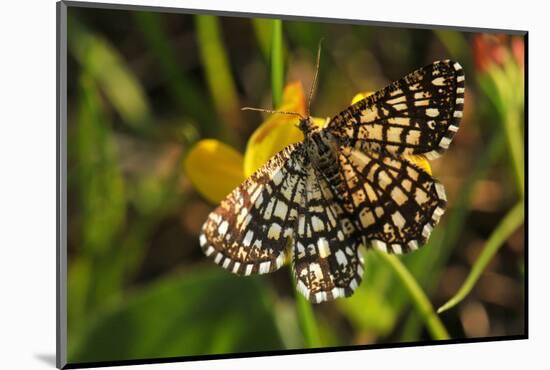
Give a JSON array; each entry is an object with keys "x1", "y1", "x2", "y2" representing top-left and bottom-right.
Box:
[
  {"x1": 195, "y1": 15, "x2": 241, "y2": 145},
  {"x1": 271, "y1": 19, "x2": 284, "y2": 108}
]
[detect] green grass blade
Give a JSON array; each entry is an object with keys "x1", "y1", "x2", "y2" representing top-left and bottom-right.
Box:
[
  {"x1": 292, "y1": 273, "x2": 322, "y2": 348},
  {"x1": 133, "y1": 12, "x2": 217, "y2": 137},
  {"x1": 271, "y1": 19, "x2": 284, "y2": 108},
  {"x1": 195, "y1": 15, "x2": 241, "y2": 143},
  {"x1": 481, "y1": 61, "x2": 525, "y2": 199},
  {"x1": 252, "y1": 18, "x2": 272, "y2": 61},
  {"x1": 437, "y1": 201, "x2": 524, "y2": 314},
  {"x1": 68, "y1": 17, "x2": 151, "y2": 133},
  {"x1": 503, "y1": 111, "x2": 525, "y2": 198},
  {"x1": 376, "y1": 251, "x2": 450, "y2": 340}
]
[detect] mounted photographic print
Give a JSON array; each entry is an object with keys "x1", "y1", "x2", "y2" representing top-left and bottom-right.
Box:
[{"x1": 57, "y1": 1, "x2": 527, "y2": 368}]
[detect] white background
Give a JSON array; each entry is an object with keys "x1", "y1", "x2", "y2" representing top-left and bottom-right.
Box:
[{"x1": 0, "y1": 0, "x2": 545, "y2": 369}]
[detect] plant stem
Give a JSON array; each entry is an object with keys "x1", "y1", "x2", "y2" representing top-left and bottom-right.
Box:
[
  {"x1": 134, "y1": 12, "x2": 215, "y2": 136},
  {"x1": 271, "y1": 19, "x2": 284, "y2": 108},
  {"x1": 485, "y1": 65, "x2": 525, "y2": 199},
  {"x1": 251, "y1": 19, "x2": 272, "y2": 61},
  {"x1": 195, "y1": 15, "x2": 241, "y2": 144},
  {"x1": 292, "y1": 273, "x2": 322, "y2": 348},
  {"x1": 437, "y1": 201, "x2": 524, "y2": 314},
  {"x1": 376, "y1": 251, "x2": 450, "y2": 340},
  {"x1": 503, "y1": 111, "x2": 525, "y2": 198}
]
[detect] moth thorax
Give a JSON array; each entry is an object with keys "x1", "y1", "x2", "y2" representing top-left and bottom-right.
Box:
[
  {"x1": 306, "y1": 131, "x2": 337, "y2": 168},
  {"x1": 298, "y1": 117, "x2": 318, "y2": 135},
  {"x1": 306, "y1": 131, "x2": 347, "y2": 205}
]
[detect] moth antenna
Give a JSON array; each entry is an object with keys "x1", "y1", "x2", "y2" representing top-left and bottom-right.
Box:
[
  {"x1": 307, "y1": 38, "x2": 324, "y2": 117},
  {"x1": 241, "y1": 107, "x2": 305, "y2": 119}
]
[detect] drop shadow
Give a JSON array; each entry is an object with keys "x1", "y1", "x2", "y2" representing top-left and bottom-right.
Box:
[{"x1": 34, "y1": 353, "x2": 57, "y2": 367}]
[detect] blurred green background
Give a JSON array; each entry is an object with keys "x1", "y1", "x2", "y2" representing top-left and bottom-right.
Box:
[{"x1": 66, "y1": 5, "x2": 525, "y2": 364}]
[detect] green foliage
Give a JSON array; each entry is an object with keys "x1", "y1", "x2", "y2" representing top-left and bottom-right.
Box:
[
  {"x1": 76, "y1": 74, "x2": 126, "y2": 258},
  {"x1": 438, "y1": 201, "x2": 524, "y2": 313},
  {"x1": 293, "y1": 274, "x2": 322, "y2": 348},
  {"x1": 68, "y1": 17, "x2": 151, "y2": 132},
  {"x1": 195, "y1": 15, "x2": 241, "y2": 145},
  {"x1": 337, "y1": 259, "x2": 397, "y2": 336},
  {"x1": 271, "y1": 19, "x2": 284, "y2": 108},
  {"x1": 480, "y1": 61, "x2": 525, "y2": 197},
  {"x1": 251, "y1": 18, "x2": 273, "y2": 61},
  {"x1": 376, "y1": 252, "x2": 449, "y2": 340},
  {"x1": 68, "y1": 73, "x2": 126, "y2": 332},
  {"x1": 69, "y1": 269, "x2": 284, "y2": 363},
  {"x1": 133, "y1": 12, "x2": 216, "y2": 138}
]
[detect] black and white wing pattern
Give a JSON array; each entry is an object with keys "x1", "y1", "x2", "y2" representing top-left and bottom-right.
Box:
[
  {"x1": 200, "y1": 144, "x2": 365, "y2": 304},
  {"x1": 292, "y1": 161, "x2": 364, "y2": 303},
  {"x1": 327, "y1": 60, "x2": 464, "y2": 159},
  {"x1": 338, "y1": 146, "x2": 446, "y2": 254},
  {"x1": 200, "y1": 143, "x2": 304, "y2": 276}
]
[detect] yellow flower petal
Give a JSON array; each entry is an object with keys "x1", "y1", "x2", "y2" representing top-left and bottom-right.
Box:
[
  {"x1": 351, "y1": 91, "x2": 374, "y2": 105},
  {"x1": 278, "y1": 80, "x2": 307, "y2": 116},
  {"x1": 244, "y1": 81, "x2": 307, "y2": 177},
  {"x1": 402, "y1": 154, "x2": 432, "y2": 176},
  {"x1": 184, "y1": 139, "x2": 245, "y2": 204},
  {"x1": 311, "y1": 116, "x2": 329, "y2": 128}
]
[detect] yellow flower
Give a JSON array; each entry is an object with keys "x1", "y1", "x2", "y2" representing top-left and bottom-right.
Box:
[
  {"x1": 183, "y1": 138, "x2": 246, "y2": 204},
  {"x1": 184, "y1": 85, "x2": 431, "y2": 204}
]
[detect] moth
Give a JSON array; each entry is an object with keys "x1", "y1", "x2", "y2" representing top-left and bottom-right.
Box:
[{"x1": 199, "y1": 52, "x2": 464, "y2": 303}]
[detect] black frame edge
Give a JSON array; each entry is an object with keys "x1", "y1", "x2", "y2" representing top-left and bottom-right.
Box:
[
  {"x1": 57, "y1": 1, "x2": 68, "y2": 369},
  {"x1": 523, "y1": 32, "x2": 529, "y2": 338}
]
